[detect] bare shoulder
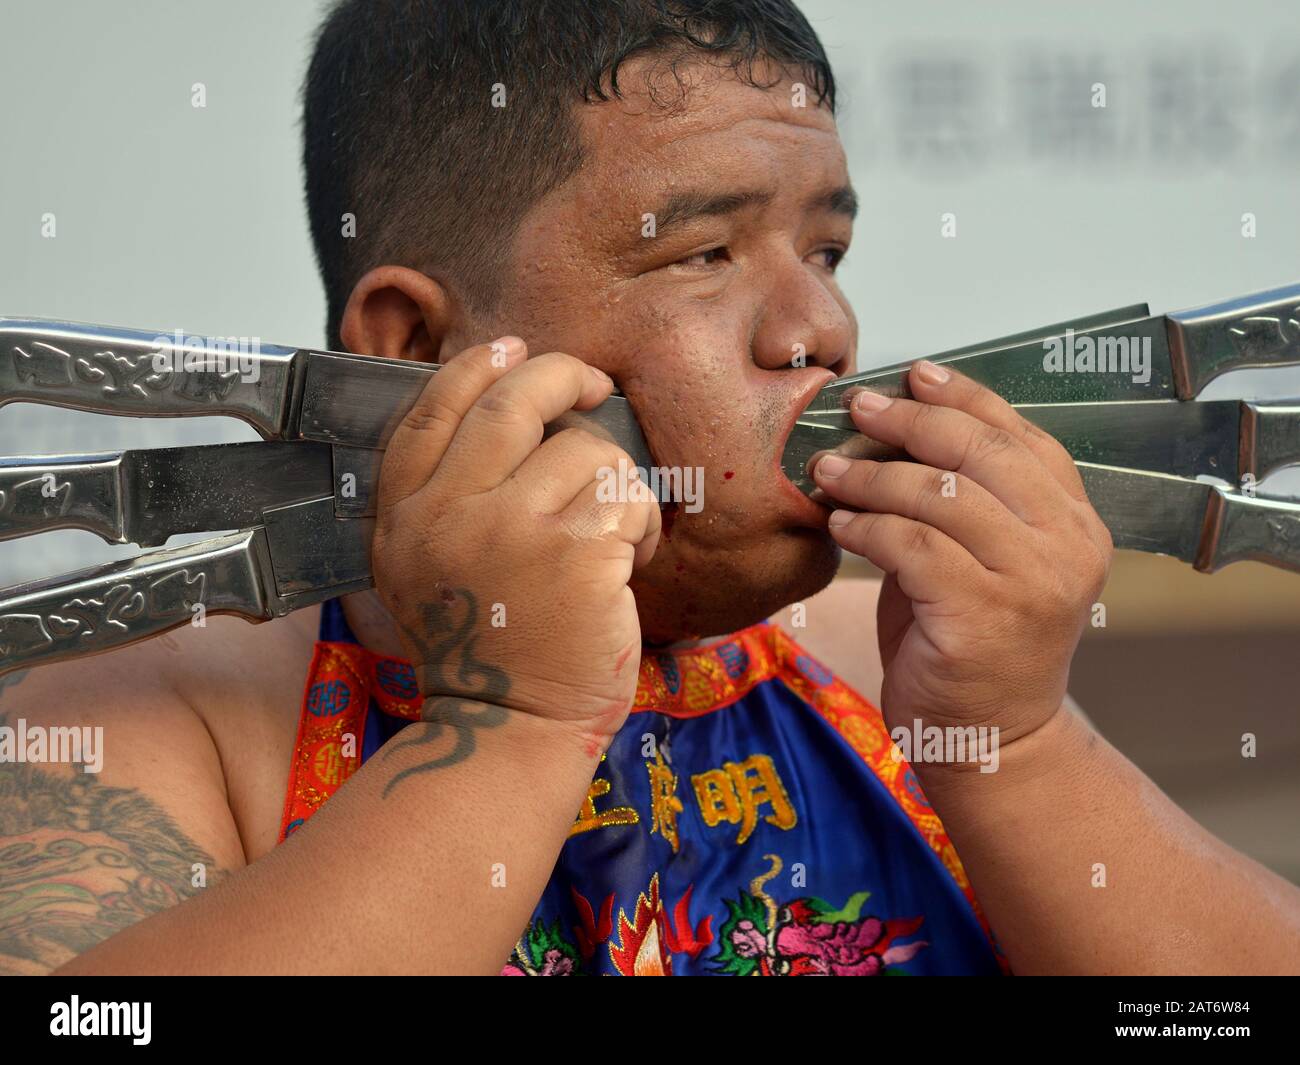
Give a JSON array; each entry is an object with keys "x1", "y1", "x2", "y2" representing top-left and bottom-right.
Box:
[
  {"x1": 0, "y1": 609, "x2": 316, "y2": 973},
  {"x1": 770, "y1": 576, "x2": 884, "y2": 707}
]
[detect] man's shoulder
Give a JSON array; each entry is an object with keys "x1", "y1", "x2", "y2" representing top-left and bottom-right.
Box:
[
  {"x1": 4, "y1": 608, "x2": 319, "y2": 717},
  {"x1": 769, "y1": 575, "x2": 884, "y2": 707},
  {"x1": 1, "y1": 609, "x2": 321, "y2": 864}
]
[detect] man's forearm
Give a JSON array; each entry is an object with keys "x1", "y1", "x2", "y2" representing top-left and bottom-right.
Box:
[
  {"x1": 56, "y1": 703, "x2": 599, "y2": 975},
  {"x1": 916, "y1": 705, "x2": 1300, "y2": 975}
]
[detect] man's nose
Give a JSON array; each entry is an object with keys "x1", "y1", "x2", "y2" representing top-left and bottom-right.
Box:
[{"x1": 750, "y1": 265, "x2": 854, "y2": 375}]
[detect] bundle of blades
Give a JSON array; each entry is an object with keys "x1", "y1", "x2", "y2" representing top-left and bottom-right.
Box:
[
  {"x1": 0, "y1": 321, "x2": 654, "y2": 675},
  {"x1": 3, "y1": 280, "x2": 1300, "y2": 675},
  {"x1": 783, "y1": 281, "x2": 1300, "y2": 576}
]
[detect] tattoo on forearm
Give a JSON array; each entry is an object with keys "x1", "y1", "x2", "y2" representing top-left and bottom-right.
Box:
[
  {"x1": 0, "y1": 714, "x2": 220, "y2": 974},
  {"x1": 383, "y1": 589, "x2": 510, "y2": 797}
]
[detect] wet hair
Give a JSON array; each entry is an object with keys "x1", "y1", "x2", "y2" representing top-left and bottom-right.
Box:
[{"x1": 302, "y1": 0, "x2": 836, "y2": 348}]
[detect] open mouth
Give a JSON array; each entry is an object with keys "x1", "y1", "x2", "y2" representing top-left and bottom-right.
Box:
[{"x1": 771, "y1": 370, "x2": 841, "y2": 518}]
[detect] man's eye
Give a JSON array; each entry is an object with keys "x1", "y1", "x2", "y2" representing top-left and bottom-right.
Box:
[
  {"x1": 812, "y1": 247, "x2": 847, "y2": 271},
  {"x1": 676, "y1": 246, "x2": 728, "y2": 268}
]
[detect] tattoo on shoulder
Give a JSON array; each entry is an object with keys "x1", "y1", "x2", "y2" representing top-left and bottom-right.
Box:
[
  {"x1": 383, "y1": 589, "x2": 511, "y2": 797},
  {"x1": 0, "y1": 714, "x2": 221, "y2": 974}
]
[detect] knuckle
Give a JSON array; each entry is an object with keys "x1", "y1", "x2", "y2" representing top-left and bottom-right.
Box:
[
  {"x1": 848, "y1": 457, "x2": 884, "y2": 491},
  {"x1": 474, "y1": 383, "x2": 532, "y2": 425},
  {"x1": 905, "y1": 468, "x2": 942, "y2": 516},
  {"x1": 909, "y1": 400, "x2": 943, "y2": 435},
  {"x1": 966, "y1": 424, "x2": 1016, "y2": 465},
  {"x1": 548, "y1": 427, "x2": 629, "y2": 468},
  {"x1": 1016, "y1": 418, "x2": 1050, "y2": 447},
  {"x1": 905, "y1": 520, "x2": 935, "y2": 556},
  {"x1": 403, "y1": 390, "x2": 462, "y2": 436}
]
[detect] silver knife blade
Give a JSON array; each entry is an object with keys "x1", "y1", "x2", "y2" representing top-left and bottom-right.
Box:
[
  {"x1": 0, "y1": 319, "x2": 659, "y2": 481},
  {"x1": 806, "y1": 282, "x2": 1300, "y2": 412},
  {"x1": 1077, "y1": 462, "x2": 1300, "y2": 574},
  {"x1": 0, "y1": 441, "x2": 334, "y2": 547},
  {"x1": 291, "y1": 349, "x2": 660, "y2": 488},
  {"x1": 0, "y1": 495, "x2": 376, "y2": 676},
  {"x1": 788, "y1": 400, "x2": 1300, "y2": 490},
  {"x1": 1076, "y1": 463, "x2": 1215, "y2": 564}
]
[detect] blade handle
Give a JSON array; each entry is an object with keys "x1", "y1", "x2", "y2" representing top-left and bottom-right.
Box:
[
  {"x1": 1201, "y1": 489, "x2": 1300, "y2": 574},
  {"x1": 0, "y1": 453, "x2": 125, "y2": 544},
  {"x1": 1167, "y1": 283, "x2": 1300, "y2": 398},
  {"x1": 0, "y1": 318, "x2": 299, "y2": 438},
  {"x1": 0, "y1": 530, "x2": 274, "y2": 676}
]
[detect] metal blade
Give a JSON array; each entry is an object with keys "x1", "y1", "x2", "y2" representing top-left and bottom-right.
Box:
[
  {"x1": 0, "y1": 321, "x2": 660, "y2": 484},
  {"x1": 806, "y1": 281, "x2": 1300, "y2": 412},
  {"x1": 1076, "y1": 463, "x2": 1216, "y2": 563},
  {"x1": 791, "y1": 399, "x2": 1300, "y2": 489},
  {"x1": 1078, "y1": 463, "x2": 1300, "y2": 574},
  {"x1": 0, "y1": 317, "x2": 300, "y2": 437},
  {"x1": 794, "y1": 400, "x2": 1244, "y2": 483},
  {"x1": 810, "y1": 313, "x2": 1173, "y2": 408},
  {"x1": 293, "y1": 349, "x2": 660, "y2": 490},
  {"x1": 0, "y1": 441, "x2": 335, "y2": 547},
  {"x1": 809, "y1": 303, "x2": 1151, "y2": 416},
  {"x1": 0, "y1": 528, "x2": 277, "y2": 676},
  {"x1": 0, "y1": 495, "x2": 374, "y2": 677}
]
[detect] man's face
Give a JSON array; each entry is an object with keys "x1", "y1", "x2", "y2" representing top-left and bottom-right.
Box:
[{"x1": 463, "y1": 57, "x2": 858, "y2": 642}]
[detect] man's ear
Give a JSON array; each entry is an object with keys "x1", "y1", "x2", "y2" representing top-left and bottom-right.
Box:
[{"x1": 339, "y1": 266, "x2": 454, "y2": 363}]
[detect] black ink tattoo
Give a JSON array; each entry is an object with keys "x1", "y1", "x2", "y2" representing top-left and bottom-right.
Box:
[
  {"x1": 383, "y1": 589, "x2": 510, "y2": 796},
  {"x1": 0, "y1": 714, "x2": 221, "y2": 974}
]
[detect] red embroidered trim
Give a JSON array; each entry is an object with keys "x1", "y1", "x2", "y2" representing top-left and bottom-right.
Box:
[
  {"x1": 633, "y1": 623, "x2": 776, "y2": 718},
  {"x1": 276, "y1": 641, "x2": 423, "y2": 842}
]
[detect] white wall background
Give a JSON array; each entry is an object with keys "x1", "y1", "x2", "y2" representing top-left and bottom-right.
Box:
[{"x1": 2, "y1": 0, "x2": 1298, "y2": 585}]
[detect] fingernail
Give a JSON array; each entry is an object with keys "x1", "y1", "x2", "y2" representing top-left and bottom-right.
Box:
[
  {"x1": 853, "y1": 390, "x2": 892, "y2": 414},
  {"x1": 816, "y1": 454, "x2": 851, "y2": 479},
  {"x1": 588, "y1": 364, "x2": 613, "y2": 385},
  {"x1": 915, "y1": 359, "x2": 950, "y2": 386},
  {"x1": 828, "y1": 509, "x2": 854, "y2": 528}
]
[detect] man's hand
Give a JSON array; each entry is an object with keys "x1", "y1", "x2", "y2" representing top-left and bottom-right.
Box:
[
  {"x1": 811, "y1": 359, "x2": 1112, "y2": 747},
  {"x1": 372, "y1": 336, "x2": 661, "y2": 754}
]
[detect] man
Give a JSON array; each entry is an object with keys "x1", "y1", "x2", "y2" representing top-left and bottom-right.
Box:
[{"x1": 2, "y1": 0, "x2": 1298, "y2": 975}]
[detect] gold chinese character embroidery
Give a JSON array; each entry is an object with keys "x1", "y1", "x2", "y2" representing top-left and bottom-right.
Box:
[
  {"x1": 691, "y1": 754, "x2": 797, "y2": 845},
  {"x1": 570, "y1": 753, "x2": 640, "y2": 837},
  {"x1": 646, "y1": 749, "x2": 684, "y2": 853}
]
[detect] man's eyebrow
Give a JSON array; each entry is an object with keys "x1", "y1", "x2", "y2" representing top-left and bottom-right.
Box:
[
  {"x1": 647, "y1": 183, "x2": 859, "y2": 236},
  {"x1": 817, "y1": 183, "x2": 858, "y2": 220},
  {"x1": 651, "y1": 188, "x2": 776, "y2": 233}
]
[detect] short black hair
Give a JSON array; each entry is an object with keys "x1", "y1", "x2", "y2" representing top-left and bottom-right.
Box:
[{"x1": 302, "y1": 0, "x2": 836, "y2": 349}]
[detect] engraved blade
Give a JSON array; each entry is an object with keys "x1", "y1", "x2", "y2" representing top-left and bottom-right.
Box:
[
  {"x1": 0, "y1": 318, "x2": 300, "y2": 437},
  {"x1": 0, "y1": 529, "x2": 277, "y2": 676},
  {"x1": 0, "y1": 496, "x2": 377, "y2": 676}
]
